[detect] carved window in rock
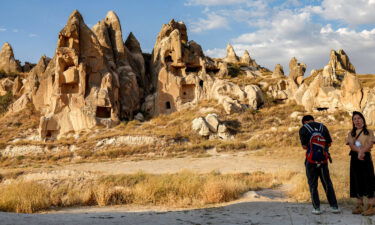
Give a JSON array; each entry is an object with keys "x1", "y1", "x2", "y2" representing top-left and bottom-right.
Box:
[
  {"x1": 96, "y1": 106, "x2": 111, "y2": 118},
  {"x1": 181, "y1": 84, "x2": 195, "y2": 103},
  {"x1": 199, "y1": 80, "x2": 204, "y2": 88},
  {"x1": 206, "y1": 68, "x2": 220, "y2": 74},
  {"x1": 60, "y1": 66, "x2": 79, "y2": 94},
  {"x1": 61, "y1": 83, "x2": 79, "y2": 94},
  {"x1": 164, "y1": 54, "x2": 173, "y2": 64},
  {"x1": 45, "y1": 130, "x2": 58, "y2": 139},
  {"x1": 185, "y1": 66, "x2": 201, "y2": 73},
  {"x1": 165, "y1": 101, "x2": 171, "y2": 109}
]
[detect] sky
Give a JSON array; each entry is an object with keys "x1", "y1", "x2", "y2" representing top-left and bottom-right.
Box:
[{"x1": 1, "y1": 0, "x2": 375, "y2": 74}]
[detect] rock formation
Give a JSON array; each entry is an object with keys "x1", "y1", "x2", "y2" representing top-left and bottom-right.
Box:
[
  {"x1": 35, "y1": 10, "x2": 124, "y2": 138},
  {"x1": 272, "y1": 64, "x2": 284, "y2": 78},
  {"x1": 0, "y1": 78, "x2": 14, "y2": 96},
  {"x1": 300, "y1": 71, "x2": 342, "y2": 112},
  {"x1": 192, "y1": 113, "x2": 232, "y2": 139},
  {"x1": 0, "y1": 42, "x2": 22, "y2": 74},
  {"x1": 289, "y1": 57, "x2": 306, "y2": 86},
  {"x1": 240, "y1": 50, "x2": 258, "y2": 68},
  {"x1": 328, "y1": 49, "x2": 355, "y2": 78},
  {"x1": 340, "y1": 72, "x2": 362, "y2": 112},
  {"x1": 92, "y1": 11, "x2": 144, "y2": 119},
  {"x1": 224, "y1": 44, "x2": 239, "y2": 63},
  {"x1": 150, "y1": 19, "x2": 215, "y2": 115}
]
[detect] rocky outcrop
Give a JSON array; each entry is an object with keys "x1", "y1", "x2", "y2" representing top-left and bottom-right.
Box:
[
  {"x1": 0, "y1": 78, "x2": 14, "y2": 96},
  {"x1": 328, "y1": 49, "x2": 355, "y2": 77},
  {"x1": 92, "y1": 11, "x2": 142, "y2": 119},
  {"x1": 150, "y1": 19, "x2": 216, "y2": 115},
  {"x1": 340, "y1": 72, "x2": 362, "y2": 112},
  {"x1": 35, "y1": 10, "x2": 123, "y2": 139},
  {"x1": 289, "y1": 57, "x2": 305, "y2": 86},
  {"x1": 300, "y1": 71, "x2": 342, "y2": 112},
  {"x1": 267, "y1": 80, "x2": 288, "y2": 100},
  {"x1": 363, "y1": 89, "x2": 375, "y2": 125},
  {"x1": 240, "y1": 50, "x2": 258, "y2": 68},
  {"x1": 224, "y1": 44, "x2": 239, "y2": 64},
  {"x1": 209, "y1": 80, "x2": 263, "y2": 114},
  {"x1": 0, "y1": 42, "x2": 22, "y2": 74},
  {"x1": 272, "y1": 64, "x2": 284, "y2": 78},
  {"x1": 192, "y1": 113, "x2": 232, "y2": 139}
]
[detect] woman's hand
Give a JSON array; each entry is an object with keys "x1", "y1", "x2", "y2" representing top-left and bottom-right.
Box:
[{"x1": 358, "y1": 149, "x2": 365, "y2": 160}]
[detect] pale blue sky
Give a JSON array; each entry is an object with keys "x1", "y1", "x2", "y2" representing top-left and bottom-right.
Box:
[{"x1": 1, "y1": 0, "x2": 375, "y2": 74}]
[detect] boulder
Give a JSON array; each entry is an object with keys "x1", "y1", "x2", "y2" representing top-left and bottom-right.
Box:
[
  {"x1": 192, "y1": 117, "x2": 210, "y2": 136},
  {"x1": 192, "y1": 115, "x2": 232, "y2": 139},
  {"x1": 134, "y1": 112, "x2": 144, "y2": 121},
  {"x1": 244, "y1": 85, "x2": 264, "y2": 109},
  {"x1": 205, "y1": 113, "x2": 219, "y2": 133}
]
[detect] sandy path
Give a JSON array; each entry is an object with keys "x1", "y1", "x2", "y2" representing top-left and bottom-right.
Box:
[{"x1": 61, "y1": 152, "x2": 306, "y2": 175}]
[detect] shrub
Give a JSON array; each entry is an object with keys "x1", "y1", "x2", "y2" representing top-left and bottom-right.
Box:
[{"x1": 0, "y1": 92, "x2": 13, "y2": 114}]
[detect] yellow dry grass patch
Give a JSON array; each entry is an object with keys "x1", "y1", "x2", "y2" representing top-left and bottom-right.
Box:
[{"x1": 0, "y1": 171, "x2": 284, "y2": 213}]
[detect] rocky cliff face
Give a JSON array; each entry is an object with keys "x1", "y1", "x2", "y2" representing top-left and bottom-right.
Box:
[
  {"x1": 150, "y1": 19, "x2": 214, "y2": 115},
  {"x1": 36, "y1": 10, "x2": 123, "y2": 138}
]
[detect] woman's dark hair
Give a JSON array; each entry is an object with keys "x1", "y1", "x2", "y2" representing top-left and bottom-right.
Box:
[{"x1": 351, "y1": 111, "x2": 369, "y2": 137}]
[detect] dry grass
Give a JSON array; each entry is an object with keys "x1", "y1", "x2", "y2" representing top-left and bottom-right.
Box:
[
  {"x1": 0, "y1": 171, "x2": 283, "y2": 213},
  {"x1": 287, "y1": 163, "x2": 351, "y2": 204},
  {"x1": 358, "y1": 74, "x2": 375, "y2": 88},
  {"x1": 0, "y1": 181, "x2": 50, "y2": 213}
]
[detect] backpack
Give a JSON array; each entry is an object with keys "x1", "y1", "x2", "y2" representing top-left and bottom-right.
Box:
[{"x1": 304, "y1": 123, "x2": 329, "y2": 164}]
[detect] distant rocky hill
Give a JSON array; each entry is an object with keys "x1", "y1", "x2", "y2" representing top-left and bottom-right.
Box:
[{"x1": 0, "y1": 9, "x2": 374, "y2": 140}]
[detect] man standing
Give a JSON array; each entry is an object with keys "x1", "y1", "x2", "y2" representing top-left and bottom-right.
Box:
[{"x1": 299, "y1": 115, "x2": 340, "y2": 214}]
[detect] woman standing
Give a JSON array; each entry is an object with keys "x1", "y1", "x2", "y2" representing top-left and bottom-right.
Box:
[{"x1": 347, "y1": 111, "x2": 375, "y2": 216}]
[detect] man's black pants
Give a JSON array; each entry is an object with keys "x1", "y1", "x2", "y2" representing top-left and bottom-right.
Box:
[{"x1": 305, "y1": 161, "x2": 338, "y2": 209}]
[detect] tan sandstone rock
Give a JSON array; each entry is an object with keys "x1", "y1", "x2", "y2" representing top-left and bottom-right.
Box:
[
  {"x1": 150, "y1": 19, "x2": 216, "y2": 115},
  {"x1": 0, "y1": 42, "x2": 22, "y2": 74},
  {"x1": 224, "y1": 44, "x2": 239, "y2": 63},
  {"x1": 289, "y1": 57, "x2": 306, "y2": 86},
  {"x1": 36, "y1": 10, "x2": 122, "y2": 138},
  {"x1": 340, "y1": 72, "x2": 362, "y2": 112},
  {"x1": 272, "y1": 64, "x2": 285, "y2": 78}
]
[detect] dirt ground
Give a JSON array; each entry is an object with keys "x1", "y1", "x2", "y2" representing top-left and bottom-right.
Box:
[
  {"x1": 1, "y1": 190, "x2": 374, "y2": 225},
  {"x1": 1, "y1": 151, "x2": 373, "y2": 225}
]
